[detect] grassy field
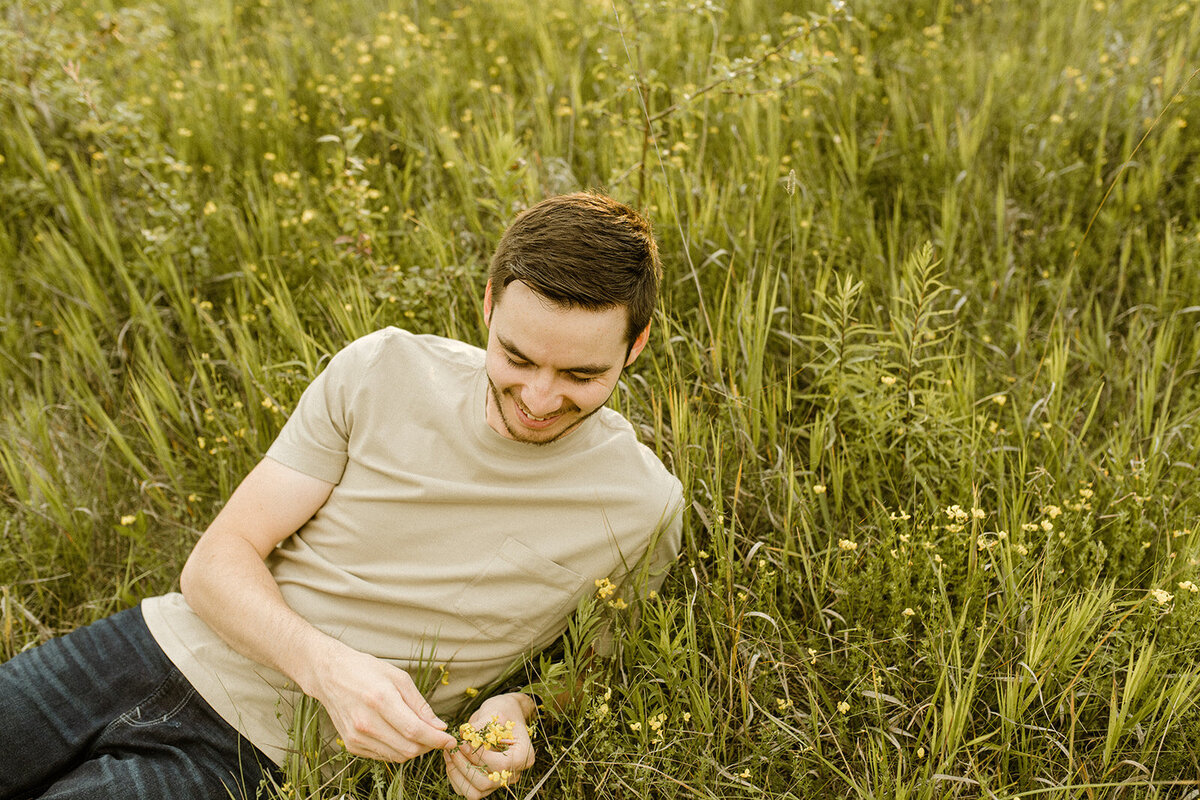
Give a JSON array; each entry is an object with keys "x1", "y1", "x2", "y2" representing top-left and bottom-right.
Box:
[{"x1": 3, "y1": 0, "x2": 1200, "y2": 796}]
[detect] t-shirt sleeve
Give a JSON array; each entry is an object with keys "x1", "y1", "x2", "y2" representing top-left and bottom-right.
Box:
[
  {"x1": 633, "y1": 482, "x2": 685, "y2": 595},
  {"x1": 592, "y1": 482, "x2": 684, "y2": 658},
  {"x1": 607, "y1": 479, "x2": 684, "y2": 600},
  {"x1": 265, "y1": 335, "x2": 378, "y2": 484}
]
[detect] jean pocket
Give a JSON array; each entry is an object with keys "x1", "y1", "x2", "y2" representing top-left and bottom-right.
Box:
[
  {"x1": 452, "y1": 536, "x2": 586, "y2": 649},
  {"x1": 117, "y1": 670, "x2": 196, "y2": 729}
]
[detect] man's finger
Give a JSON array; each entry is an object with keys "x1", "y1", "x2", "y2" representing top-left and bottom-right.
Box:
[
  {"x1": 380, "y1": 702, "x2": 458, "y2": 754},
  {"x1": 443, "y1": 751, "x2": 476, "y2": 798},
  {"x1": 393, "y1": 673, "x2": 451, "y2": 731},
  {"x1": 445, "y1": 750, "x2": 495, "y2": 797}
]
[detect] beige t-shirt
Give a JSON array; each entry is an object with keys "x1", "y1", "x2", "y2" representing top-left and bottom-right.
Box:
[{"x1": 142, "y1": 327, "x2": 683, "y2": 764}]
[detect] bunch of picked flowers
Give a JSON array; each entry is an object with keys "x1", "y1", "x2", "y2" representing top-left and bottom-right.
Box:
[{"x1": 456, "y1": 715, "x2": 518, "y2": 786}]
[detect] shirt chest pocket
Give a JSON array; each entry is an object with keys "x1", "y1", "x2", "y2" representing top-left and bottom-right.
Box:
[{"x1": 452, "y1": 536, "x2": 586, "y2": 649}]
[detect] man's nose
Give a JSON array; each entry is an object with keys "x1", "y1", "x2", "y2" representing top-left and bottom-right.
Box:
[{"x1": 522, "y1": 371, "x2": 563, "y2": 415}]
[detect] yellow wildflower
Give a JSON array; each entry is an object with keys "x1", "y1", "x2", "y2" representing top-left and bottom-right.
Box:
[
  {"x1": 1151, "y1": 588, "x2": 1174, "y2": 605},
  {"x1": 487, "y1": 769, "x2": 513, "y2": 786},
  {"x1": 119, "y1": 514, "x2": 137, "y2": 526},
  {"x1": 837, "y1": 700, "x2": 850, "y2": 714},
  {"x1": 594, "y1": 577, "x2": 616, "y2": 600},
  {"x1": 457, "y1": 715, "x2": 514, "y2": 753}
]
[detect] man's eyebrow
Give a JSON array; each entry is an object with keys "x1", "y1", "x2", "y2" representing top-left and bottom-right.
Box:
[{"x1": 497, "y1": 334, "x2": 613, "y2": 375}]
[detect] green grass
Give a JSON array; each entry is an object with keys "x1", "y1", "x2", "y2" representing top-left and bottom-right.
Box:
[{"x1": 3, "y1": 0, "x2": 1200, "y2": 796}]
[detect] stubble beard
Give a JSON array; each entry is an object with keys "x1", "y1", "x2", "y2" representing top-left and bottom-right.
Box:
[{"x1": 486, "y1": 377, "x2": 605, "y2": 445}]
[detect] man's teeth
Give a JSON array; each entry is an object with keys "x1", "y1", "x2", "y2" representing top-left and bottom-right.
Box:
[{"x1": 519, "y1": 402, "x2": 553, "y2": 421}]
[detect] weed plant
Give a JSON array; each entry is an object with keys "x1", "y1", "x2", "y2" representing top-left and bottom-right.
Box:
[{"x1": 2, "y1": 0, "x2": 1200, "y2": 797}]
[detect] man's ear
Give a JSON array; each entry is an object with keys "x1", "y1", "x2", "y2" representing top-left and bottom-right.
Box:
[
  {"x1": 624, "y1": 322, "x2": 652, "y2": 367},
  {"x1": 483, "y1": 279, "x2": 494, "y2": 327}
]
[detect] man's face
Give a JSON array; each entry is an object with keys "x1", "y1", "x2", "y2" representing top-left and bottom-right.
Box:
[{"x1": 483, "y1": 280, "x2": 648, "y2": 444}]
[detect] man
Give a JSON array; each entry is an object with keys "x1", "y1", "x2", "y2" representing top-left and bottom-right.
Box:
[{"x1": 0, "y1": 192, "x2": 683, "y2": 799}]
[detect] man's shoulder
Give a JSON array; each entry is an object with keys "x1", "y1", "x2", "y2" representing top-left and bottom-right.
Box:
[
  {"x1": 588, "y1": 407, "x2": 682, "y2": 498},
  {"x1": 336, "y1": 327, "x2": 483, "y2": 373}
]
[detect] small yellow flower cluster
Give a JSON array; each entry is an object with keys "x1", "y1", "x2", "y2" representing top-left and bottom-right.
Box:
[
  {"x1": 1151, "y1": 588, "x2": 1174, "y2": 605},
  {"x1": 457, "y1": 715, "x2": 515, "y2": 752},
  {"x1": 647, "y1": 712, "x2": 668, "y2": 741},
  {"x1": 944, "y1": 505, "x2": 970, "y2": 523},
  {"x1": 1178, "y1": 581, "x2": 1199, "y2": 594},
  {"x1": 487, "y1": 769, "x2": 514, "y2": 786},
  {"x1": 838, "y1": 539, "x2": 858, "y2": 552},
  {"x1": 594, "y1": 578, "x2": 628, "y2": 609},
  {"x1": 837, "y1": 700, "x2": 851, "y2": 715},
  {"x1": 119, "y1": 514, "x2": 138, "y2": 526}
]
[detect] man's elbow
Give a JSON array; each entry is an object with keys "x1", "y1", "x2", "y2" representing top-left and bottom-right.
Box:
[{"x1": 178, "y1": 536, "x2": 216, "y2": 607}]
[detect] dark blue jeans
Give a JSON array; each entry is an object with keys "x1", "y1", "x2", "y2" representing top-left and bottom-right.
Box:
[{"x1": 0, "y1": 605, "x2": 282, "y2": 799}]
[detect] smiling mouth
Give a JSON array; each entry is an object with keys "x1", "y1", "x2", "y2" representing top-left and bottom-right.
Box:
[{"x1": 514, "y1": 396, "x2": 563, "y2": 424}]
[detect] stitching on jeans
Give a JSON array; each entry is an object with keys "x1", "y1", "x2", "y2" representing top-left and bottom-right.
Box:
[{"x1": 111, "y1": 671, "x2": 197, "y2": 729}]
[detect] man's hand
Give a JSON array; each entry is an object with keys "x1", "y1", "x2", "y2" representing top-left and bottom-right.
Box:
[
  {"x1": 305, "y1": 640, "x2": 459, "y2": 762},
  {"x1": 443, "y1": 693, "x2": 537, "y2": 799}
]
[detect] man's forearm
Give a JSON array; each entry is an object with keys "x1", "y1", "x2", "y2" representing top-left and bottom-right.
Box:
[{"x1": 179, "y1": 531, "x2": 345, "y2": 695}]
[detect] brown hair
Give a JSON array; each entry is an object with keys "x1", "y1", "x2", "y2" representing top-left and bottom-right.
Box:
[{"x1": 488, "y1": 192, "x2": 662, "y2": 346}]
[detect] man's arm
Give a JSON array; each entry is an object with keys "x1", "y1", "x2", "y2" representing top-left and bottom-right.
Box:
[{"x1": 179, "y1": 457, "x2": 458, "y2": 762}]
